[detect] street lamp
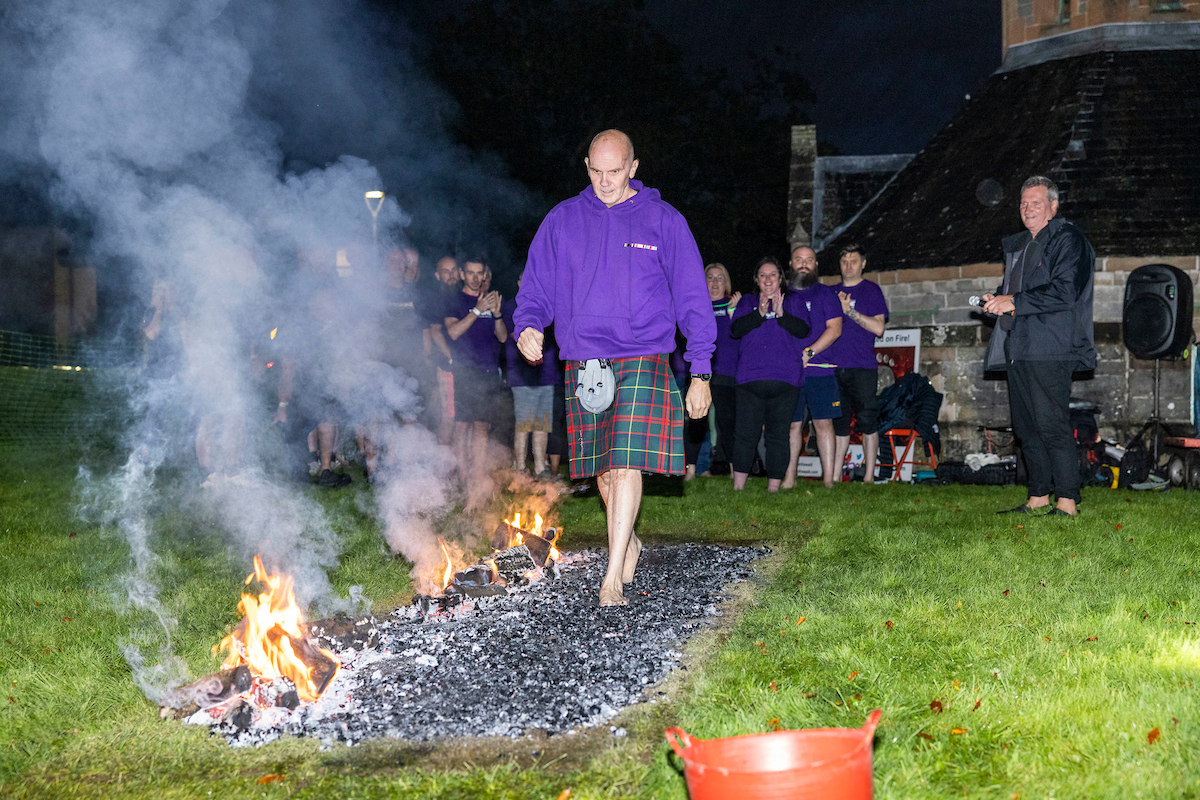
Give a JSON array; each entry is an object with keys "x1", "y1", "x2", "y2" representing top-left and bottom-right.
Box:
[{"x1": 364, "y1": 190, "x2": 385, "y2": 249}]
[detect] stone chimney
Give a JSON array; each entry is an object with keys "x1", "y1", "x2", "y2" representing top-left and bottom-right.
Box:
[{"x1": 787, "y1": 125, "x2": 817, "y2": 250}]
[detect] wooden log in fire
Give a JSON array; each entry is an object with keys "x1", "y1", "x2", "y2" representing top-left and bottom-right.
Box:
[{"x1": 491, "y1": 545, "x2": 536, "y2": 583}]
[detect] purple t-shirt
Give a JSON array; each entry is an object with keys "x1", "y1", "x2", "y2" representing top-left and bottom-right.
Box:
[
  {"x1": 825, "y1": 280, "x2": 888, "y2": 370},
  {"x1": 501, "y1": 298, "x2": 558, "y2": 386},
  {"x1": 711, "y1": 296, "x2": 739, "y2": 378},
  {"x1": 731, "y1": 292, "x2": 806, "y2": 386},
  {"x1": 793, "y1": 283, "x2": 842, "y2": 380},
  {"x1": 513, "y1": 180, "x2": 716, "y2": 373},
  {"x1": 446, "y1": 291, "x2": 503, "y2": 374}
]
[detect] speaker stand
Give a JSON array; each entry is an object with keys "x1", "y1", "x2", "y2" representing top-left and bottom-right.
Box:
[{"x1": 1127, "y1": 359, "x2": 1171, "y2": 470}]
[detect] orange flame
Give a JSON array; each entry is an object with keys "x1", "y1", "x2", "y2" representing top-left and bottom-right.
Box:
[
  {"x1": 438, "y1": 538, "x2": 453, "y2": 592},
  {"x1": 216, "y1": 556, "x2": 339, "y2": 702}
]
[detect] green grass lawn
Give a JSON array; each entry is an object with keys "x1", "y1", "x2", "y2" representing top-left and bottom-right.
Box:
[{"x1": 2, "y1": 451, "x2": 1200, "y2": 799}]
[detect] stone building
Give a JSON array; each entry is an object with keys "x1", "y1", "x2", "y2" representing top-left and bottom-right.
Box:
[{"x1": 790, "y1": 0, "x2": 1200, "y2": 457}]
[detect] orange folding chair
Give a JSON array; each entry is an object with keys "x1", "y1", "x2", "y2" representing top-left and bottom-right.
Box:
[{"x1": 881, "y1": 428, "x2": 937, "y2": 483}]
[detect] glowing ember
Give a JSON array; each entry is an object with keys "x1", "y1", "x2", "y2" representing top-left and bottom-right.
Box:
[{"x1": 216, "y1": 556, "x2": 339, "y2": 703}]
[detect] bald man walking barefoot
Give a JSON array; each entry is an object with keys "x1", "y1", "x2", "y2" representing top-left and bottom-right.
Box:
[{"x1": 514, "y1": 130, "x2": 715, "y2": 606}]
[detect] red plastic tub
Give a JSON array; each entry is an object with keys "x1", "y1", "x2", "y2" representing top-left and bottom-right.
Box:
[{"x1": 665, "y1": 709, "x2": 882, "y2": 800}]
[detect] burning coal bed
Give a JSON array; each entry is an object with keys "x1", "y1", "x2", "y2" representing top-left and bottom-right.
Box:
[{"x1": 176, "y1": 544, "x2": 765, "y2": 748}]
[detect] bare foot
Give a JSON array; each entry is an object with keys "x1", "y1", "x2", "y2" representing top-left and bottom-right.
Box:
[
  {"x1": 780, "y1": 479, "x2": 795, "y2": 489},
  {"x1": 599, "y1": 584, "x2": 627, "y2": 606},
  {"x1": 622, "y1": 531, "x2": 642, "y2": 584}
]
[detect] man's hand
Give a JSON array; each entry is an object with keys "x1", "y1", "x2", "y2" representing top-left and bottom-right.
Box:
[
  {"x1": 983, "y1": 294, "x2": 1015, "y2": 316},
  {"x1": 802, "y1": 349, "x2": 812, "y2": 368},
  {"x1": 685, "y1": 379, "x2": 711, "y2": 419},
  {"x1": 517, "y1": 327, "x2": 544, "y2": 363},
  {"x1": 838, "y1": 291, "x2": 853, "y2": 314}
]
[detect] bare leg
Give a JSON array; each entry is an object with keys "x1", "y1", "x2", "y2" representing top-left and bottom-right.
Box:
[
  {"x1": 833, "y1": 434, "x2": 851, "y2": 483},
  {"x1": 781, "y1": 421, "x2": 803, "y2": 489},
  {"x1": 863, "y1": 432, "x2": 879, "y2": 484},
  {"x1": 531, "y1": 430, "x2": 549, "y2": 474},
  {"x1": 732, "y1": 470, "x2": 749, "y2": 490},
  {"x1": 596, "y1": 468, "x2": 642, "y2": 605},
  {"x1": 196, "y1": 414, "x2": 217, "y2": 475},
  {"x1": 767, "y1": 477, "x2": 782, "y2": 493},
  {"x1": 513, "y1": 429, "x2": 530, "y2": 472},
  {"x1": 549, "y1": 452, "x2": 561, "y2": 473},
  {"x1": 466, "y1": 421, "x2": 492, "y2": 510},
  {"x1": 814, "y1": 419, "x2": 836, "y2": 488},
  {"x1": 452, "y1": 421, "x2": 470, "y2": 480},
  {"x1": 684, "y1": 464, "x2": 696, "y2": 482},
  {"x1": 317, "y1": 422, "x2": 336, "y2": 472},
  {"x1": 220, "y1": 413, "x2": 245, "y2": 474}
]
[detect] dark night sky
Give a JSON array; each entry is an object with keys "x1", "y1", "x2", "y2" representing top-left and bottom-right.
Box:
[{"x1": 643, "y1": 0, "x2": 1003, "y2": 155}]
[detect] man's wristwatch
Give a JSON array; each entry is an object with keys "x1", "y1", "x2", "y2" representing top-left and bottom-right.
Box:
[
  {"x1": 470, "y1": 307, "x2": 483, "y2": 317},
  {"x1": 805, "y1": 348, "x2": 816, "y2": 359},
  {"x1": 693, "y1": 373, "x2": 712, "y2": 382}
]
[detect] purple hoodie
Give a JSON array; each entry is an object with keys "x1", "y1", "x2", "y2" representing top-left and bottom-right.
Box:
[{"x1": 513, "y1": 180, "x2": 716, "y2": 374}]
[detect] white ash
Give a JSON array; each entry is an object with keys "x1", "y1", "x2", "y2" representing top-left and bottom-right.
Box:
[{"x1": 198, "y1": 544, "x2": 764, "y2": 747}]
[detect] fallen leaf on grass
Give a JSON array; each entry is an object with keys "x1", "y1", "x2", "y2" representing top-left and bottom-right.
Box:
[
  {"x1": 1070, "y1": 553, "x2": 1077, "y2": 558},
  {"x1": 1016, "y1": 525, "x2": 1024, "y2": 530},
  {"x1": 916, "y1": 732, "x2": 934, "y2": 741},
  {"x1": 1173, "y1": 717, "x2": 1179, "y2": 727},
  {"x1": 556, "y1": 791, "x2": 572, "y2": 800},
  {"x1": 854, "y1": 694, "x2": 862, "y2": 700},
  {"x1": 61, "y1": 617, "x2": 71, "y2": 622},
  {"x1": 972, "y1": 698, "x2": 982, "y2": 711},
  {"x1": 1086, "y1": 636, "x2": 1097, "y2": 642},
  {"x1": 930, "y1": 700, "x2": 944, "y2": 714},
  {"x1": 885, "y1": 620, "x2": 894, "y2": 629},
  {"x1": 257, "y1": 774, "x2": 284, "y2": 785},
  {"x1": 69, "y1": 532, "x2": 77, "y2": 538},
  {"x1": 952, "y1": 680, "x2": 961, "y2": 691},
  {"x1": 1044, "y1": 636, "x2": 1052, "y2": 642},
  {"x1": 951, "y1": 728, "x2": 968, "y2": 735},
  {"x1": 1148, "y1": 728, "x2": 1160, "y2": 744},
  {"x1": 796, "y1": 617, "x2": 806, "y2": 625},
  {"x1": 1003, "y1": 589, "x2": 1009, "y2": 596},
  {"x1": 768, "y1": 718, "x2": 781, "y2": 732},
  {"x1": 1129, "y1": 538, "x2": 1134, "y2": 543},
  {"x1": 1114, "y1": 524, "x2": 1123, "y2": 530},
  {"x1": 848, "y1": 671, "x2": 860, "y2": 681},
  {"x1": 802, "y1": 692, "x2": 817, "y2": 698},
  {"x1": 768, "y1": 682, "x2": 778, "y2": 692},
  {"x1": 7, "y1": 697, "x2": 13, "y2": 704},
  {"x1": 1143, "y1": 614, "x2": 1149, "y2": 620}
]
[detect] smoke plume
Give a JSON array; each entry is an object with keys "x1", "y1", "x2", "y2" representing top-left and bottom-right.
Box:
[{"x1": 4, "y1": 0, "x2": 530, "y2": 702}]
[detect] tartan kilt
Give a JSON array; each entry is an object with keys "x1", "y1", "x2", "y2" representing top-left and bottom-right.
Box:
[{"x1": 564, "y1": 354, "x2": 684, "y2": 479}]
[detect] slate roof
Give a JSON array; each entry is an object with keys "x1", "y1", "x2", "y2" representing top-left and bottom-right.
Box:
[{"x1": 818, "y1": 49, "x2": 1200, "y2": 273}]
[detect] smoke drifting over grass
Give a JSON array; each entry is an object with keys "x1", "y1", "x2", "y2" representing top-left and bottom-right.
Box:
[{"x1": 4, "y1": 0, "x2": 528, "y2": 703}]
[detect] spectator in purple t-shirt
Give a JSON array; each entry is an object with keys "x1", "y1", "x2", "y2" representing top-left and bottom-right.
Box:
[
  {"x1": 502, "y1": 272, "x2": 560, "y2": 478},
  {"x1": 444, "y1": 257, "x2": 508, "y2": 507},
  {"x1": 705, "y1": 262, "x2": 741, "y2": 477},
  {"x1": 783, "y1": 245, "x2": 843, "y2": 489},
  {"x1": 729, "y1": 257, "x2": 811, "y2": 492},
  {"x1": 825, "y1": 243, "x2": 889, "y2": 482}
]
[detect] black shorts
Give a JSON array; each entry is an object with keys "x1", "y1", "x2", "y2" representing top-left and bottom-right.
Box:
[
  {"x1": 833, "y1": 367, "x2": 881, "y2": 436},
  {"x1": 453, "y1": 367, "x2": 506, "y2": 425}
]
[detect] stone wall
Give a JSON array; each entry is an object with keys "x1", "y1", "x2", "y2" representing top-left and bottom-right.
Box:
[{"x1": 842, "y1": 255, "x2": 1200, "y2": 458}]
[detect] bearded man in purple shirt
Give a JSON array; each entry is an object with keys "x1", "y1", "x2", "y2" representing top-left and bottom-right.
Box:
[{"x1": 514, "y1": 130, "x2": 715, "y2": 607}]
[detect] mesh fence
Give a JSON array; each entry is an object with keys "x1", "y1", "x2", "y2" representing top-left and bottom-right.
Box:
[{"x1": 0, "y1": 329, "x2": 122, "y2": 452}]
